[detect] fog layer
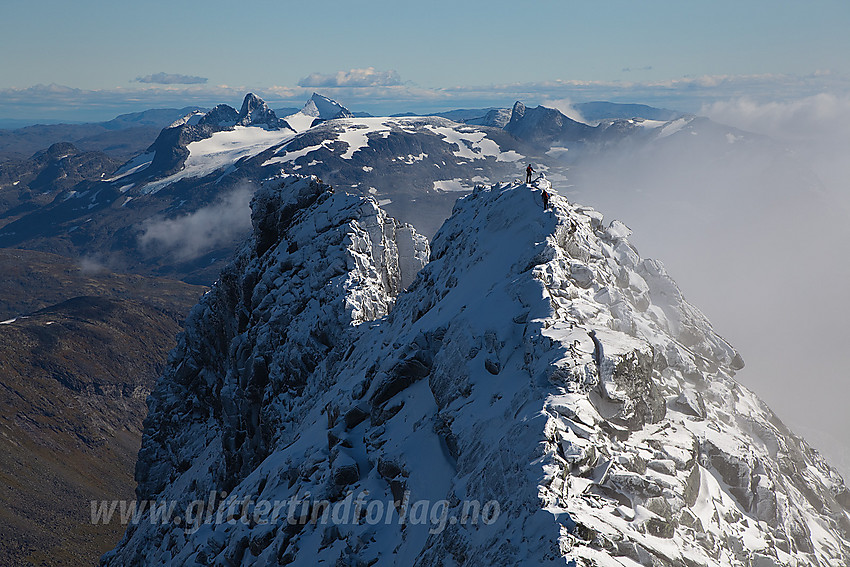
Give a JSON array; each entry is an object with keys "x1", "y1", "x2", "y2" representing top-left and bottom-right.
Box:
[{"x1": 565, "y1": 95, "x2": 850, "y2": 478}]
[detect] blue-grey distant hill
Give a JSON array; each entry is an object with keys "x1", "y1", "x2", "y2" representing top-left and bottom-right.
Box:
[
  {"x1": 0, "y1": 107, "x2": 204, "y2": 162},
  {"x1": 575, "y1": 101, "x2": 683, "y2": 122}
]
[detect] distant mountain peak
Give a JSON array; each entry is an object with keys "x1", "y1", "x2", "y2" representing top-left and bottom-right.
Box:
[
  {"x1": 38, "y1": 141, "x2": 80, "y2": 160},
  {"x1": 282, "y1": 93, "x2": 354, "y2": 132},
  {"x1": 196, "y1": 103, "x2": 239, "y2": 128},
  {"x1": 302, "y1": 92, "x2": 354, "y2": 120},
  {"x1": 510, "y1": 100, "x2": 526, "y2": 121},
  {"x1": 237, "y1": 93, "x2": 289, "y2": 129},
  {"x1": 238, "y1": 93, "x2": 269, "y2": 121},
  {"x1": 505, "y1": 100, "x2": 593, "y2": 148},
  {"x1": 240, "y1": 92, "x2": 265, "y2": 111}
]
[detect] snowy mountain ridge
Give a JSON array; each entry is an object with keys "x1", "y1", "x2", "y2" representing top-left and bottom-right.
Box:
[
  {"x1": 106, "y1": 92, "x2": 698, "y2": 202},
  {"x1": 104, "y1": 175, "x2": 850, "y2": 566}
]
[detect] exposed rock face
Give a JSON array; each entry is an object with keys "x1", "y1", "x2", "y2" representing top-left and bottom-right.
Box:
[
  {"x1": 132, "y1": 175, "x2": 428, "y2": 501},
  {"x1": 105, "y1": 177, "x2": 849, "y2": 566},
  {"x1": 237, "y1": 93, "x2": 291, "y2": 129}
]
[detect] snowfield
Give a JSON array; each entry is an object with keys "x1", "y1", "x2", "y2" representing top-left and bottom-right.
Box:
[
  {"x1": 424, "y1": 124, "x2": 523, "y2": 162},
  {"x1": 139, "y1": 126, "x2": 296, "y2": 194}
]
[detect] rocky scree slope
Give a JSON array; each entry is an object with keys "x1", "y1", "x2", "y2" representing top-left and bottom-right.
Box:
[{"x1": 106, "y1": 177, "x2": 850, "y2": 566}]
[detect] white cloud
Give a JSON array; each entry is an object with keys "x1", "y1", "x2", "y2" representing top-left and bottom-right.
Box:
[
  {"x1": 138, "y1": 185, "x2": 254, "y2": 261},
  {"x1": 701, "y1": 93, "x2": 850, "y2": 142},
  {"x1": 298, "y1": 67, "x2": 402, "y2": 88},
  {"x1": 701, "y1": 93, "x2": 850, "y2": 216}
]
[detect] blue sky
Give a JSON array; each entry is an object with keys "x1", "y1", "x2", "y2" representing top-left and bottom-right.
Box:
[{"x1": 1, "y1": 0, "x2": 849, "y2": 120}]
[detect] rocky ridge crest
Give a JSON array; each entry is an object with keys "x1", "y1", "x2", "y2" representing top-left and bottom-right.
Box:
[{"x1": 105, "y1": 177, "x2": 850, "y2": 566}]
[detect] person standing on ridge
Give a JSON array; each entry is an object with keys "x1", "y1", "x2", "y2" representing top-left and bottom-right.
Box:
[
  {"x1": 542, "y1": 189, "x2": 550, "y2": 210},
  {"x1": 526, "y1": 164, "x2": 535, "y2": 184}
]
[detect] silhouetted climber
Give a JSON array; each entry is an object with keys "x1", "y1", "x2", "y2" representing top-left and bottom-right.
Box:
[
  {"x1": 542, "y1": 189, "x2": 550, "y2": 210},
  {"x1": 526, "y1": 164, "x2": 535, "y2": 184},
  {"x1": 588, "y1": 329, "x2": 604, "y2": 369}
]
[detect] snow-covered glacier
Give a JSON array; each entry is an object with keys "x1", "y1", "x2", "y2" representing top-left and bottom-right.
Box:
[{"x1": 103, "y1": 175, "x2": 850, "y2": 566}]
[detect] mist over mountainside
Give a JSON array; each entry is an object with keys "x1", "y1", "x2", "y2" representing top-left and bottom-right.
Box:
[
  {"x1": 104, "y1": 175, "x2": 850, "y2": 566},
  {"x1": 574, "y1": 102, "x2": 684, "y2": 123}
]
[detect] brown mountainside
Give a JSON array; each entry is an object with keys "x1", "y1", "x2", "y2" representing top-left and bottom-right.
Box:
[{"x1": 0, "y1": 249, "x2": 205, "y2": 566}]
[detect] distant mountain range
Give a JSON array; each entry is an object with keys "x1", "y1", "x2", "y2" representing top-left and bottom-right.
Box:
[
  {"x1": 0, "y1": 92, "x2": 735, "y2": 284},
  {"x1": 0, "y1": 100, "x2": 683, "y2": 164},
  {"x1": 0, "y1": 107, "x2": 205, "y2": 162}
]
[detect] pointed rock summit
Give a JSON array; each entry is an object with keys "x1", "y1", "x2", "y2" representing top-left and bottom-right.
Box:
[
  {"x1": 130, "y1": 93, "x2": 293, "y2": 179},
  {"x1": 510, "y1": 100, "x2": 526, "y2": 121},
  {"x1": 237, "y1": 92, "x2": 290, "y2": 129},
  {"x1": 284, "y1": 93, "x2": 354, "y2": 132},
  {"x1": 302, "y1": 92, "x2": 354, "y2": 120},
  {"x1": 505, "y1": 100, "x2": 593, "y2": 148}
]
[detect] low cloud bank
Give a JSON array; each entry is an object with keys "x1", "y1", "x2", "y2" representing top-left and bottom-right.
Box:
[
  {"x1": 298, "y1": 67, "x2": 402, "y2": 88},
  {"x1": 138, "y1": 186, "x2": 253, "y2": 261},
  {"x1": 702, "y1": 93, "x2": 850, "y2": 142},
  {"x1": 566, "y1": 96, "x2": 850, "y2": 477},
  {"x1": 134, "y1": 72, "x2": 208, "y2": 85},
  {"x1": 703, "y1": 93, "x2": 850, "y2": 215}
]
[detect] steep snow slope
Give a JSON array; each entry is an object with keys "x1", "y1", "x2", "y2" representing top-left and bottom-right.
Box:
[{"x1": 105, "y1": 176, "x2": 849, "y2": 566}]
